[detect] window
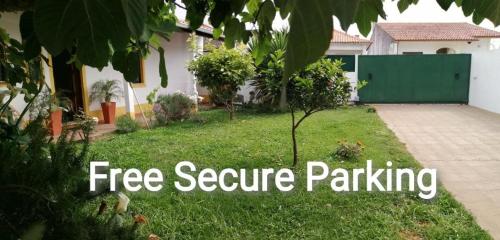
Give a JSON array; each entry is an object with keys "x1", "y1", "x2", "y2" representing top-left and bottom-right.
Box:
[
  {"x1": 131, "y1": 58, "x2": 146, "y2": 87},
  {"x1": 326, "y1": 55, "x2": 356, "y2": 72},
  {"x1": 436, "y1": 48, "x2": 455, "y2": 54},
  {"x1": 402, "y1": 52, "x2": 423, "y2": 55}
]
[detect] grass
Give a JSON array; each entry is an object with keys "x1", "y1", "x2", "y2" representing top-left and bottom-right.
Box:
[{"x1": 87, "y1": 106, "x2": 490, "y2": 239}]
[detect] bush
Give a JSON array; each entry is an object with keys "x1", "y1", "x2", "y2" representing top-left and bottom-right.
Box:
[
  {"x1": 0, "y1": 114, "x2": 99, "y2": 239},
  {"x1": 188, "y1": 45, "x2": 254, "y2": 120},
  {"x1": 332, "y1": 141, "x2": 364, "y2": 161},
  {"x1": 153, "y1": 92, "x2": 194, "y2": 125},
  {"x1": 115, "y1": 115, "x2": 140, "y2": 133}
]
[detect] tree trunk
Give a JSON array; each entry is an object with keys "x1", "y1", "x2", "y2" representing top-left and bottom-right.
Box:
[
  {"x1": 292, "y1": 125, "x2": 298, "y2": 167},
  {"x1": 228, "y1": 100, "x2": 234, "y2": 121},
  {"x1": 291, "y1": 109, "x2": 298, "y2": 166},
  {"x1": 279, "y1": 84, "x2": 288, "y2": 111}
]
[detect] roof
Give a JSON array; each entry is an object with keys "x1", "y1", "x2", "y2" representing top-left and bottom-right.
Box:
[
  {"x1": 331, "y1": 30, "x2": 371, "y2": 43},
  {"x1": 176, "y1": 20, "x2": 215, "y2": 37},
  {"x1": 377, "y1": 22, "x2": 500, "y2": 41}
]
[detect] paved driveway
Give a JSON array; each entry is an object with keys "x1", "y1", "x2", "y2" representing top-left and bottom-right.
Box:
[{"x1": 375, "y1": 104, "x2": 500, "y2": 238}]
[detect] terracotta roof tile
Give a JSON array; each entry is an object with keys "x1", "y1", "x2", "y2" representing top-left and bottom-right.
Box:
[
  {"x1": 377, "y1": 22, "x2": 500, "y2": 41},
  {"x1": 331, "y1": 30, "x2": 371, "y2": 43},
  {"x1": 176, "y1": 19, "x2": 215, "y2": 36}
]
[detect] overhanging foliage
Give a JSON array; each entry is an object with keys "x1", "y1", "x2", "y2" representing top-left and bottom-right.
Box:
[{"x1": 1, "y1": 0, "x2": 499, "y2": 95}]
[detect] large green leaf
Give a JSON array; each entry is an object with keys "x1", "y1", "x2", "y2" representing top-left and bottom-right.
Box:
[
  {"x1": 224, "y1": 18, "x2": 247, "y2": 48},
  {"x1": 34, "y1": 0, "x2": 135, "y2": 69},
  {"x1": 209, "y1": 0, "x2": 233, "y2": 28},
  {"x1": 158, "y1": 47, "x2": 168, "y2": 88},
  {"x1": 257, "y1": 0, "x2": 276, "y2": 34},
  {"x1": 283, "y1": 0, "x2": 333, "y2": 81},
  {"x1": 112, "y1": 50, "x2": 141, "y2": 82},
  {"x1": 183, "y1": 0, "x2": 209, "y2": 30},
  {"x1": 436, "y1": 0, "x2": 454, "y2": 10},
  {"x1": 355, "y1": 0, "x2": 386, "y2": 36},
  {"x1": 397, "y1": 0, "x2": 419, "y2": 12},
  {"x1": 332, "y1": 0, "x2": 361, "y2": 31},
  {"x1": 121, "y1": 0, "x2": 147, "y2": 37},
  {"x1": 251, "y1": 35, "x2": 272, "y2": 66},
  {"x1": 274, "y1": 0, "x2": 293, "y2": 19},
  {"x1": 468, "y1": 0, "x2": 500, "y2": 25},
  {"x1": 19, "y1": 11, "x2": 41, "y2": 60}
]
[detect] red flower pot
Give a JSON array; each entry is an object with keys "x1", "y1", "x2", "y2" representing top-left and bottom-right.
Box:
[
  {"x1": 101, "y1": 102, "x2": 116, "y2": 124},
  {"x1": 49, "y1": 109, "x2": 63, "y2": 136}
]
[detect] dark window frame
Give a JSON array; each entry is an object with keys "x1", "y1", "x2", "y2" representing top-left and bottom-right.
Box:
[{"x1": 326, "y1": 55, "x2": 356, "y2": 72}]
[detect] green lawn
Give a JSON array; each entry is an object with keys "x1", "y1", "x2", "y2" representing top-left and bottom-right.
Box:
[{"x1": 87, "y1": 107, "x2": 490, "y2": 239}]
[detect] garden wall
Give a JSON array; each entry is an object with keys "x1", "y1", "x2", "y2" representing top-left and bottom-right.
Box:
[{"x1": 469, "y1": 49, "x2": 500, "y2": 114}]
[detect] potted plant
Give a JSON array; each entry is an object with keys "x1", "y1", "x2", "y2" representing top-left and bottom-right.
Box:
[
  {"x1": 48, "y1": 94, "x2": 71, "y2": 136},
  {"x1": 90, "y1": 79, "x2": 123, "y2": 124}
]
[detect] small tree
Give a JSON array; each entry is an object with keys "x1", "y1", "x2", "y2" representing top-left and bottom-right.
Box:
[
  {"x1": 288, "y1": 59, "x2": 351, "y2": 166},
  {"x1": 188, "y1": 45, "x2": 254, "y2": 120}
]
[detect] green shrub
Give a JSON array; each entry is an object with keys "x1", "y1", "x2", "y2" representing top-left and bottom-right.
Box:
[
  {"x1": 116, "y1": 115, "x2": 140, "y2": 133},
  {"x1": 153, "y1": 92, "x2": 194, "y2": 125},
  {"x1": 332, "y1": 141, "x2": 364, "y2": 161},
  {"x1": 249, "y1": 30, "x2": 288, "y2": 108},
  {"x1": 188, "y1": 45, "x2": 254, "y2": 120}
]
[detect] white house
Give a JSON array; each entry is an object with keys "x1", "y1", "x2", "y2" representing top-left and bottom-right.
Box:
[
  {"x1": 367, "y1": 22, "x2": 500, "y2": 114},
  {"x1": 0, "y1": 13, "x2": 217, "y2": 121},
  {"x1": 368, "y1": 23, "x2": 500, "y2": 55},
  {"x1": 326, "y1": 30, "x2": 371, "y2": 101}
]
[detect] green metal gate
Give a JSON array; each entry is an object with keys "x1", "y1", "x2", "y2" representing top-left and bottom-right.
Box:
[{"x1": 358, "y1": 54, "x2": 471, "y2": 103}]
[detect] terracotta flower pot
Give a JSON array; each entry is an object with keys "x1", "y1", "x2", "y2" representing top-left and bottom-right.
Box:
[
  {"x1": 49, "y1": 109, "x2": 63, "y2": 136},
  {"x1": 101, "y1": 102, "x2": 116, "y2": 124}
]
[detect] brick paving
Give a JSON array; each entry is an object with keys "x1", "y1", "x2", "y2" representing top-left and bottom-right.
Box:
[{"x1": 375, "y1": 104, "x2": 500, "y2": 239}]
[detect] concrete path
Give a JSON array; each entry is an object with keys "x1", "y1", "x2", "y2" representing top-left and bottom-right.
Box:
[{"x1": 375, "y1": 104, "x2": 500, "y2": 239}]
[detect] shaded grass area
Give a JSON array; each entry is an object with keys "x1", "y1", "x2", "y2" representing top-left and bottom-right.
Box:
[{"x1": 87, "y1": 107, "x2": 490, "y2": 239}]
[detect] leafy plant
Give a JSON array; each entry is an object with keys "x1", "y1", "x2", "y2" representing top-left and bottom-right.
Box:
[
  {"x1": 249, "y1": 30, "x2": 288, "y2": 109},
  {"x1": 90, "y1": 79, "x2": 123, "y2": 103},
  {"x1": 0, "y1": 113, "x2": 97, "y2": 239},
  {"x1": 116, "y1": 115, "x2": 140, "y2": 134},
  {"x1": 153, "y1": 92, "x2": 194, "y2": 125},
  {"x1": 332, "y1": 140, "x2": 364, "y2": 161},
  {"x1": 188, "y1": 45, "x2": 254, "y2": 120},
  {"x1": 367, "y1": 107, "x2": 377, "y2": 113},
  {"x1": 288, "y1": 59, "x2": 351, "y2": 166}
]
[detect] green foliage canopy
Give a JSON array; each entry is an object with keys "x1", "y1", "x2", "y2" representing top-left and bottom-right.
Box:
[
  {"x1": 1, "y1": 0, "x2": 500, "y2": 98},
  {"x1": 188, "y1": 45, "x2": 254, "y2": 119},
  {"x1": 288, "y1": 59, "x2": 351, "y2": 113}
]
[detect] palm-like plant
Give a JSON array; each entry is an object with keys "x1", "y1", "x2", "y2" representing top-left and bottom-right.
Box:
[
  {"x1": 90, "y1": 79, "x2": 123, "y2": 103},
  {"x1": 248, "y1": 28, "x2": 288, "y2": 68},
  {"x1": 249, "y1": 29, "x2": 289, "y2": 107}
]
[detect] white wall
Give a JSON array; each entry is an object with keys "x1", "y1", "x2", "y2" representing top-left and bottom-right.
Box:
[
  {"x1": 397, "y1": 40, "x2": 491, "y2": 54},
  {"x1": 84, "y1": 31, "x2": 196, "y2": 112},
  {"x1": 0, "y1": 13, "x2": 52, "y2": 115},
  {"x1": 469, "y1": 49, "x2": 500, "y2": 114},
  {"x1": 367, "y1": 26, "x2": 394, "y2": 55},
  {"x1": 1, "y1": 11, "x2": 198, "y2": 117}
]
